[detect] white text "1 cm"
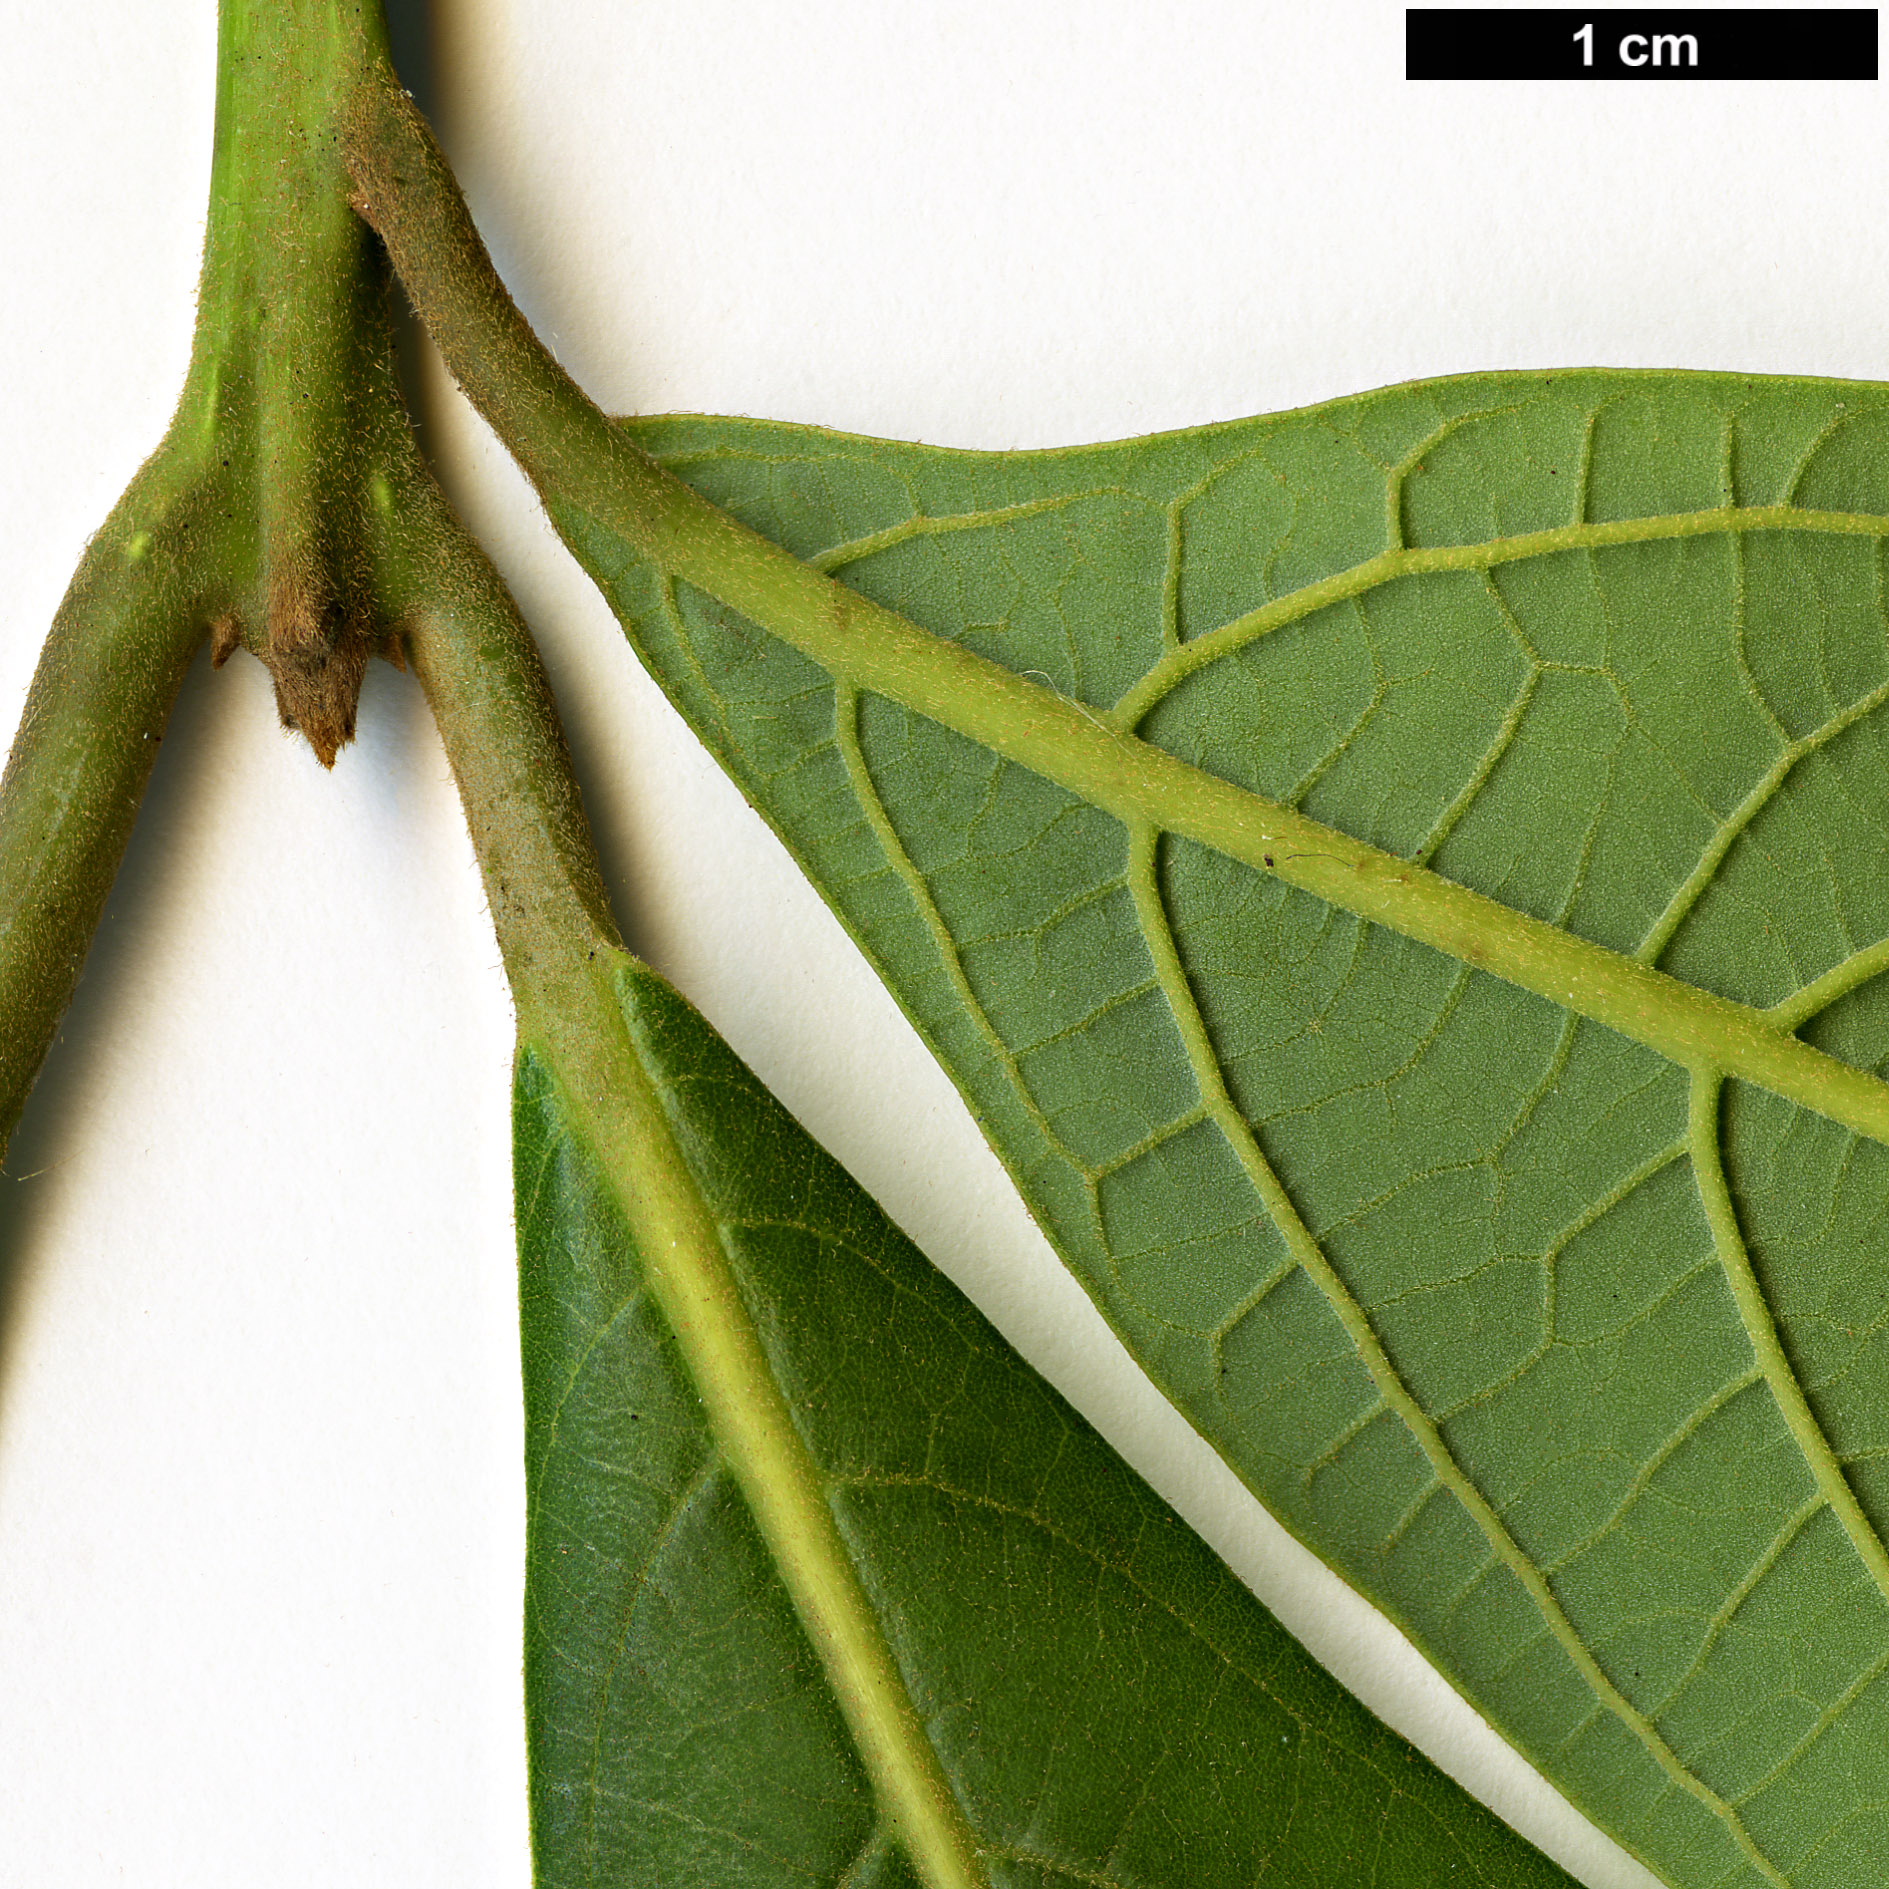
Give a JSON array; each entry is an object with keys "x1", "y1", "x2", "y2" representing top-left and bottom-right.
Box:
[{"x1": 1574, "y1": 22, "x2": 1700, "y2": 67}]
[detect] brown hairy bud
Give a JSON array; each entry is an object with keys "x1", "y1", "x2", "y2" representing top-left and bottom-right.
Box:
[{"x1": 262, "y1": 546, "x2": 372, "y2": 768}]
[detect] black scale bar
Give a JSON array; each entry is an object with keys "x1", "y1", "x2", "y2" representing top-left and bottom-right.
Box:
[{"x1": 1407, "y1": 9, "x2": 1877, "y2": 79}]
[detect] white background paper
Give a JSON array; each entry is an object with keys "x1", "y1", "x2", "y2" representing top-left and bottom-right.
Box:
[{"x1": 2, "y1": 3, "x2": 1884, "y2": 1883}]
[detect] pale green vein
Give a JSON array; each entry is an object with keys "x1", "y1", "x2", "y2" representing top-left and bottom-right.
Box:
[
  {"x1": 1572, "y1": 407, "x2": 1600, "y2": 524},
  {"x1": 1484, "y1": 1006, "x2": 1576, "y2": 1164},
  {"x1": 1415, "y1": 660, "x2": 1538, "y2": 866},
  {"x1": 1122, "y1": 823, "x2": 1791, "y2": 1886},
  {"x1": 1159, "y1": 484, "x2": 1185, "y2": 653},
  {"x1": 1640, "y1": 676, "x2": 1889, "y2": 965},
  {"x1": 657, "y1": 570, "x2": 731, "y2": 746},
  {"x1": 1089, "y1": 1106, "x2": 1212, "y2": 1187},
  {"x1": 1380, "y1": 1480, "x2": 1445, "y2": 1555},
  {"x1": 1769, "y1": 935, "x2": 1889, "y2": 1033},
  {"x1": 1111, "y1": 505, "x2": 1889, "y2": 731},
  {"x1": 1545, "y1": 1139, "x2": 1690, "y2": 1271},
  {"x1": 1688, "y1": 1071, "x2": 1889, "y2": 1612},
  {"x1": 1208, "y1": 1255, "x2": 1300, "y2": 1353},
  {"x1": 1281, "y1": 665, "x2": 1389, "y2": 826},
  {"x1": 1306, "y1": 1402, "x2": 1395, "y2": 1486},
  {"x1": 1792, "y1": 1796, "x2": 1889, "y2": 1883},
  {"x1": 1729, "y1": 535, "x2": 1790, "y2": 747},
  {"x1": 1731, "y1": 1640, "x2": 1889, "y2": 1810},
  {"x1": 1384, "y1": 413, "x2": 1498, "y2": 549},
  {"x1": 1437, "y1": 1139, "x2": 1689, "y2": 1427},
  {"x1": 1649, "y1": 1494, "x2": 1824, "y2": 1719},
  {"x1": 831, "y1": 682, "x2": 1092, "y2": 1181},
  {"x1": 583, "y1": 1459, "x2": 720, "y2": 1875},
  {"x1": 1541, "y1": 1370, "x2": 1763, "y2": 1577},
  {"x1": 1784, "y1": 406, "x2": 1858, "y2": 504},
  {"x1": 809, "y1": 493, "x2": 1118, "y2": 575}
]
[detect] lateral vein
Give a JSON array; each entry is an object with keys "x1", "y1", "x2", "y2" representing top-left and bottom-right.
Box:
[
  {"x1": 1639, "y1": 675, "x2": 1889, "y2": 965},
  {"x1": 831, "y1": 682, "x2": 1094, "y2": 1182},
  {"x1": 1113, "y1": 504, "x2": 1889, "y2": 729},
  {"x1": 1688, "y1": 1072, "x2": 1889, "y2": 1611},
  {"x1": 1124, "y1": 825, "x2": 1791, "y2": 1886}
]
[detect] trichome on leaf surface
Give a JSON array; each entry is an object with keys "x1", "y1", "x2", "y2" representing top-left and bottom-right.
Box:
[{"x1": 6, "y1": 5, "x2": 1886, "y2": 1889}]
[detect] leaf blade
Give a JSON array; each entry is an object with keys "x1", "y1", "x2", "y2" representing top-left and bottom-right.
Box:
[
  {"x1": 519, "y1": 960, "x2": 986, "y2": 1889},
  {"x1": 525, "y1": 372, "x2": 1889, "y2": 1887},
  {"x1": 517, "y1": 955, "x2": 1580, "y2": 1887}
]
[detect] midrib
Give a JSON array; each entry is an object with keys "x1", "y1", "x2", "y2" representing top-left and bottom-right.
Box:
[
  {"x1": 605, "y1": 477, "x2": 1889, "y2": 1154},
  {"x1": 533, "y1": 960, "x2": 990, "y2": 1889}
]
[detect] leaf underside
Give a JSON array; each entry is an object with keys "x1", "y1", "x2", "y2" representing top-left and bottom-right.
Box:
[
  {"x1": 563, "y1": 372, "x2": 1889, "y2": 1889},
  {"x1": 515, "y1": 964, "x2": 1570, "y2": 1887}
]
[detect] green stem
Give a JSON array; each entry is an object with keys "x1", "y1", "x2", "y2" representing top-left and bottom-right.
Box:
[
  {"x1": 0, "y1": 468, "x2": 222, "y2": 1150},
  {"x1": 371, "y1": 463, "x2": 619, "y2": 991},
  {"x1": 385, "y1": 475, "x2": 989, "y2": 1889},
  {"x1": 1, "y1": 0, "x2": 422, "y2": 1158},
  {"x1": 343, "y1": 68, "x2": 1889, "y2": 1153},
  {"x1": 196, "y1": 0, "x2": 412, "y2": 759}
]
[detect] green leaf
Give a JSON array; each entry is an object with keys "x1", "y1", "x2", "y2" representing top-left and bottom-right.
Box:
[
  {"x1": 336, "y1": 99, "x2": 1885, "y2": 1880},
  {"x1": 532, "y1": 370, "x2": 1889, "y2": 1889},
  {"x1": 515, "y1": 953, "x2": 1575, "y2": 1887}
]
